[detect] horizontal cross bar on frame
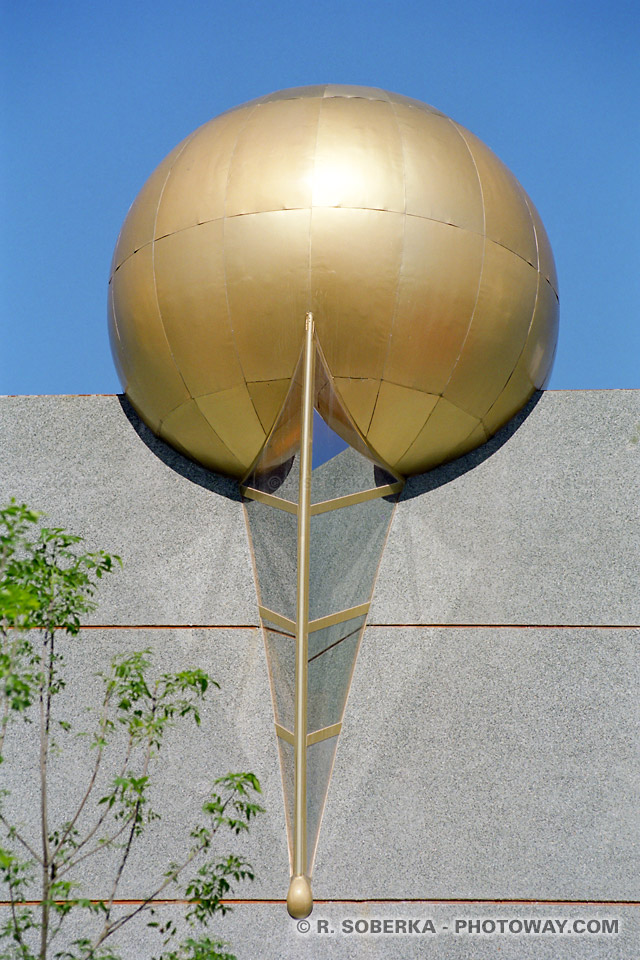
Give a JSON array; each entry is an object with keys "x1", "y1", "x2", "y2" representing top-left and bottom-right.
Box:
[
  {"x1": 240, "y1": 486, "x2": 298, "y2": 515},
  {"x1": 308, "y1": 602, "x2": 370, "y2": 633},
  {"x1": 259, "y1": 606, "x2": 296, "y2": 633},
  {"x1": 242, "y1": 481, "x2": 403, "y2": 517},
  {"x1": 259, "y1": 602, "x2": 369, "y2": 635},
  {"x1": 309, "y1": 481, "x2": 403, "y2": 516},
  {"x1": 306, "y1": 722, "x2": 342, "y2": 747},
  {"x1": 275, "y1": 723, "x2": 295, "y2": 745},
  {"x1": 276, "y1": 722, "x2": 342, "y2": 747}
]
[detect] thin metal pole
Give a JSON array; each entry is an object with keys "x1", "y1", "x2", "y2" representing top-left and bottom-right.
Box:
[{"x1": 287, "y1": 312, "x2": 314, "y2": 919}]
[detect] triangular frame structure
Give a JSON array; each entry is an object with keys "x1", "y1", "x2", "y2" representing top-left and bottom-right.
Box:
[{"x1": 241, "y1": 315, "x2": 404, "y2": 917}]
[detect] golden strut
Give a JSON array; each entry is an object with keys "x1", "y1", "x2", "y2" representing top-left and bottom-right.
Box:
[{"x1": 286, "y1": 312, "x2": 315, "y2": 919}]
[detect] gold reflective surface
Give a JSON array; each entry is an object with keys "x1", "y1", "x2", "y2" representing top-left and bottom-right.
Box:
[
  {"x1": 111, "y1": 135, "x2": 193, "y2": 272},
  {"x1": 383, "y1": 217, "x2": 484, "y2": 395},
  {"x1": 456, "y1": 124, "x2": 538, "y2": 267},
  {"x1": 156, "y1": 108, "x2": 254, "y2": 236},
  {"x1": 110, "y1": 244, "x2": 189, "y2": 431},
  {"x1": 109, "y1": 84, "x2": 558, "y2": 478},
  {"x1": 227, "y1": 98, "x2": 320, "y2": 216},
  {"x1": 154, "y1": 221, "x2": 243, "y2": 398},
  {"x1": 312, "y1": 97, "x2": 404, "y2": 212},
  {"x1": 400, "y1": 112, "x2": 483, "y2": 229},
  {"x1": 444, "y1": 241, "x2": 539, "y2": 418}
]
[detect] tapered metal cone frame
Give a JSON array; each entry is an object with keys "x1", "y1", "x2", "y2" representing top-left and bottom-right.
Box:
[{"x1": 241, "y1": 314, "x2": 404, "y2": 916}]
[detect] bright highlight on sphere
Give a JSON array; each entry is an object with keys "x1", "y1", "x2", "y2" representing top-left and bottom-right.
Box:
[{"x1": 108, "y1": 84, "x2": 558, "y2": 479}]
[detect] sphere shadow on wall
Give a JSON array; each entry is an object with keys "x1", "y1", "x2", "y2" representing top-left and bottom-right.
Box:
[
  {"x1": 116, "y1": 394, "x2": 244, "y2": 501},
  {"x1": 108, "y1": 84, "x2": 559, "y2": 480}
]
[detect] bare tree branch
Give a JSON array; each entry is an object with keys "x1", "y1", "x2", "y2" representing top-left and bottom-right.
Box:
[
  {"x1": 0, "y1": 811, "x2": 42, "y2": 865},
  {"x1": 51, "y1": 688, "x2": 112, "y2": 860},
  {"x1": 56, "y1": 734, "x2": 135, "y2": 878}
]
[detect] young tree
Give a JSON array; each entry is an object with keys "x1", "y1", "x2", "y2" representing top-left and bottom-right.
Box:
[{"x1": 0, "y1": 501, "x2": 264, "y2": 960}]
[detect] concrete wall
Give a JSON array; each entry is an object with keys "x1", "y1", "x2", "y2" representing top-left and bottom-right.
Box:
[{"x1": 1, "y1": 390, "x2": 638, "y2": 958}]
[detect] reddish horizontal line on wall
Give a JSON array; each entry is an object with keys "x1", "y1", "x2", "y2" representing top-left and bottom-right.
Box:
[
  {"x1": 366, "y1": 623, "x2": 640, "y2": 630},
  {"x1": 1, "y1": 393, "x2": 118, "y2": 398},
  {"x1": 287, "y1": 897, "x2": 640, "y2": 906},
  {"x1": 80, "y1": 624, "x2": 261, "y2": 630},
  {"x1": 76, "y1": 623, "x2": 640, "y2": 631},
  {"x1": 3, "y1": 898, "x2": 638, "y2": 907}
]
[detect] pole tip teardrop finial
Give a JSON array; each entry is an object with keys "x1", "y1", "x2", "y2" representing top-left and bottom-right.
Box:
[{"x1": 287, "y1": 874, "x2": 313, "y2": 918}]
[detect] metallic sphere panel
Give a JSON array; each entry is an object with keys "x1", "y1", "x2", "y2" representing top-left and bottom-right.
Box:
[{"x1": 109, "y1": 84, "x2": 559, "y2": 478}]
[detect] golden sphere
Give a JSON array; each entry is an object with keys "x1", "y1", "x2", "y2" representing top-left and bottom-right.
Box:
[{"x1": 108, "y1": 84, "x2": 558, "y2": 478}]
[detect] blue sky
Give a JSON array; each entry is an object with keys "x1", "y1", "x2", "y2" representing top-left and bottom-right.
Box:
[{"x1": 2, "y1": 0, "x2": 638, "y2": 397}]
